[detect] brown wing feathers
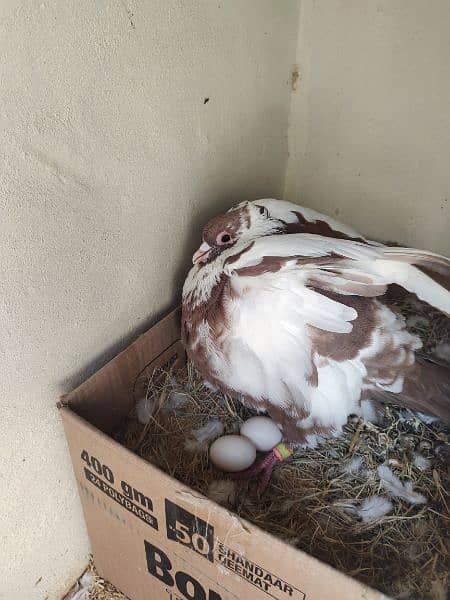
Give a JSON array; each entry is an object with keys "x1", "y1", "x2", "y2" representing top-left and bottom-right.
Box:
[{"x1": 372, "y1": 357, "x2": 450, "y2": 424}]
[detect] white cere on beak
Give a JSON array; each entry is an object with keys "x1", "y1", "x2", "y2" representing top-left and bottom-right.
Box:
[{"x1": 192, "y1": 241, "x2": 211, "y2": 264}]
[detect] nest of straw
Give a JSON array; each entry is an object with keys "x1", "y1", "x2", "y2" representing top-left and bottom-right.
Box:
[
  {"x1": 115, "y1": 294, "x2": 449, "y2": 600},
  {"x1": 63, "y1": 557, "x2": 129, "y2": 600}
]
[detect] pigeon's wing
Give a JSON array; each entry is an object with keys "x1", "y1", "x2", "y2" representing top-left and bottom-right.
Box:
[
  {"x1": 217, "y1": 235, "x2": 449, "y2": 441},
  {"x1": 224, "y1": 234, "x2": 450, "y2": 315},
  {"x1": 249, "y1": 199, "x2": 374, "y2": 243},
  {"x1": 218, "y1": 237, "x2": 380, "y2": 440}
]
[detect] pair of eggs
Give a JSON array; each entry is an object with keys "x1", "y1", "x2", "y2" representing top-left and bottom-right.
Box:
[{"x1": 209, "y1": 416, "x2": 282, "y2": 472}]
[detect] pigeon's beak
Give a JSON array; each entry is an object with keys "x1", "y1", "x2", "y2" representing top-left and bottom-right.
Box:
[{"x1": 192, "y1": 241, "x2": 211, "y2": 264}]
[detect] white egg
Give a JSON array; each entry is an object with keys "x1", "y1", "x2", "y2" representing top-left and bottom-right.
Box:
[
  {"x1": 209, "y1": 435, "x2": 256, "y2": 472},
  {"x1": 240, "y1": 416, "x2": 282, "y2": 451}
]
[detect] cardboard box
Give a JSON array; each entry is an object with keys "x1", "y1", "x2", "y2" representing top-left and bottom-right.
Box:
[{"x1": 59, "y1": 308, "x2": 388, "y2": 600}]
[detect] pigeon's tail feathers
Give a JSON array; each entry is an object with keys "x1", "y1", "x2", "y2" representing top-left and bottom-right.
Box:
[
  {"x1": 383, "y1": 247, "x2": 450, "y2": 278},
  {"x1": 373, "y1": 357, "x2": 450, "y2": 424},
  {"x1": 400, "y1": 266, "x2": 450, "y2": 315},
  {"x1": 370, "y1": 256, "x2": 450, "y2": 316}
]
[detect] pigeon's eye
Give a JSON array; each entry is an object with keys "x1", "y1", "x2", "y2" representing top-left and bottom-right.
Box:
[
  {"x1": 216, "y1": 232, "x2": 231, "y2": 245},
  {"x1": 258, "y1": 205, "x2": 269, "y2": 217}
]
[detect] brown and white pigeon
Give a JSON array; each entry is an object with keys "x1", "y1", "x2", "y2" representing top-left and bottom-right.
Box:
[{"x1": 182, "y1": 199, "x2": 450, "y2": 446}]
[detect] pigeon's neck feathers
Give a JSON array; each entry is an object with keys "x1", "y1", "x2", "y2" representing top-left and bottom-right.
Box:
[
  {"x1": 183, "y1": 260, "x2": 223, "y2": 307},
  {"x1": 183, "y1": 239, "x2": 256, "y2": 308}
]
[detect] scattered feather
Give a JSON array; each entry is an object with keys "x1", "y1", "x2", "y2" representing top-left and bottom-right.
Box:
[
  {"x1": 184, "y1": 419, "x2": 224, "y2": 451},
  {"x1": 432, "y1": 342, "x2": 450, "y2": 363},
  {"x1": 63, "y1": 558, "x2": 129, "y2": 600},
  {"x1": 414, "y1": 411, "x2": 440, "y2": 424},
  {"x1": 135, "y1": 396, "x2": 154, "y2": 424},
  {"x1": 397, "y1": 434, "x2": 417, "y2": 450},
  {"x1": 65, "y1": 571, "x2": 94, "y2": 600},
  {"x1": 203, "y1": 379, "x2": 219, "y2": 391},
  {"x1": 398, "y1": 409, "x2": 415, "y2": 423},
  {"x1": 79, "y1": 572, "x2": 94, "y2": 588},
  {"x1": 418, "y1": 440, "x2": 432, "y2": 451},
  {"x1": 343, "y1": 495, "x2": 393, "y2": 522},
  {"x1": 136, "y1": 390, "x2": 189, "y2": 424},
  {"x1": 165, "y1": 390, "x2": 189, "y2": 411},
  {"x1": 340, "y1": 456, "x2": 363, "y2": 475},
  {"x1": 430, "y1": 579, "x2": 448, "y2": 600},
  {"x1": 412, "y1": 453, "x2": 431, "y2": 471},
  {"x1": 286, "y1": 536, "x2": 301, "y2": 546},
  {"x1": 361, "y1": 467, "x2": 376, "y2": 480},
  {"x1": 434, "y1": 443, "x2": 450, "y2": 463},
  {"x1": 207, "y1": 479, "x2": 237, "y2": 506},
  {"x1": 397, "y1": 410, "x2": 438, "y2": 426},
  {"x1": 68, "y1": 587, "x2": 89, "y2": 600},
  {"x1": 377, "y1": 465, "x2": 427, "y2": 504}
]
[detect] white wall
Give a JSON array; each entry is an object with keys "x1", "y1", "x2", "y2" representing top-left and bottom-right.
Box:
[
  {"x1": 0, "y1": 1, "x2": 299, "y2": 597},
  {"x1": 285, "y1": 0, "x2": 450, "y2": 254},
  {"x1": 4, "y1": 1, "x2": 450, "y2": 597}
]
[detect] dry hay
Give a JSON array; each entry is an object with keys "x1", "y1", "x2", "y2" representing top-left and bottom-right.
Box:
[
  {"x1": 114, "y1": 295, "x2": 450, "y2": 600},
  {"x1": 62, "y1": 557, "x2": 129, "y2": 600},
  {"x1": 387, "y1": 293, "x2": 449, "y2": 357}
]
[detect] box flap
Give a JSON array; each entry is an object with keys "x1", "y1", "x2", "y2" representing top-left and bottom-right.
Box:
[{"x1": 59, "y1": 307, "x2": 184, "y2": 433}]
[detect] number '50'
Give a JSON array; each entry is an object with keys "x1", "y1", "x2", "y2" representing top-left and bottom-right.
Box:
[{"x1": 174, "y1": 521, "x2": 210, "y2": 556}]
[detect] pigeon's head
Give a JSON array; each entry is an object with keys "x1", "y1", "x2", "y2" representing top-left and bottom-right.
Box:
[{"x1": 192, "y1": 201, "x2": 282, "y2": 265}]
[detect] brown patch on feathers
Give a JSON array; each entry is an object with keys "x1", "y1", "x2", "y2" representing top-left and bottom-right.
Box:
[
  {"x1": 295, "y1": 254, "x2": 344, "y2": 266},
  {"x1": 375, "y1": 358, "x2": 450, "y2": 424},
  {"x1": 299, "y1": 421, "x2": 334, "y2": 441},
  {"x1": 267, "y1": 386, "x2": 334, "y2": 441},
  {"x1": 235, "y1": 255, "x2": 295, "y2": 276},
  {"x1": 281, "y1": 211, "x2": 367, "y2": 243},
  {"x1": 261, "y1": 402, "x2": 312, "y2": 442},
  {"x1": 308, "y1": 274, "x2": 387, "y2": 298},
  {"x1": 182, "y1": 275, "x2": 231, "y2": 387},
  {"x1": 235, "y1": 382, "x2": 328, "y2": 443},
  {"x1": 309, "y1": 293, "x2": 378, "y2": 361},
  {"x1": 418, "y1": 265, "x2": 450, "y2": 291},
  {"x1": 234, "y1": 254, "x2": 346, "y2": 277},
  {"x1": 363, "y1": 338, "x2": 415, "y2": 388},
  {"x1": 306, "y1": 364, "x2": 319, "y2": 387}
]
